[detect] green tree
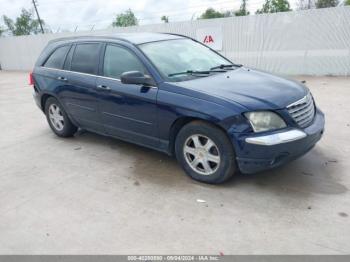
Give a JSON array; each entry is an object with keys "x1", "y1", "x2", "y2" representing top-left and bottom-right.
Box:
[
  {"x1": 315, "y1": 0, "x2": 338, "y2": 8},
  {"x1": 256, "y1": 0, "x2": 292, "y2": 14},
  {"x1": 199, "y1": 8, "x2": 225, "y2": 19},
  {"x1": 112, "y1": 9, "x2": 138, "y2": 27},
  {"x1": 3, "y1": 8, "x2": 45, "y2": 36},
  {"x1": 161, "y1": 15, "x2": 169, "y2": 23},
  {"x1": 223, "y1": 10, "x2": 235, "y2": 17},
  {"x1": 0, "y1": 25, "x2": 5, "y2": 36},
  {"x1": 235, "y1": 0, "x2": 250, "y2": 16},
  {"x1": 346, "y1": 0, "x2": 350, "y2": 5}
]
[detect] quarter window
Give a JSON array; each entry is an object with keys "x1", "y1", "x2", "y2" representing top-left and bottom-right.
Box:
[
  {"x1": 71, "y1": 43, "x2": 100, "y2": 74},
  {"x1": 43, "y1": 45, "x2": 70, "y2": 69},
  {"x1": 103, "y1": 45, "x2": 146, "y2": 79}
]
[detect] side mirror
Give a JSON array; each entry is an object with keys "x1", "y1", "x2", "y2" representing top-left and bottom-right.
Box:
[{"x1": 120, "y1": 71, "x2": 156, "y2": 86}]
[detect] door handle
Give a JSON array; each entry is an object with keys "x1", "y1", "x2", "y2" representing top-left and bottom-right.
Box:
[
  {"x1": 57, "y1": 76, "x2": 67, "y2": 81},
  {"x1": 96, "y1": 84, "x2": 111, "y2": 91}
]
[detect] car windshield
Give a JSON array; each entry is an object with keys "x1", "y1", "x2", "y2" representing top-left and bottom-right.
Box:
[{"x1": 139, "y1": 39, "x2": 233, "y2": 82}]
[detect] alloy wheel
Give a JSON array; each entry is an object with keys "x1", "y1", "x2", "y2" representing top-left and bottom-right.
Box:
[
  {"x1": 48, "y1": 104, "x2": 64, "y2": 131},
  {"x1": 183, "y1": 134, "x2": 221, "y2": 176}
]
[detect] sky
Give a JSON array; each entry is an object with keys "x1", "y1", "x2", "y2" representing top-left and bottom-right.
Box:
[{"x1": 0, "y1": 0, "x2": 298, "y2": 32}]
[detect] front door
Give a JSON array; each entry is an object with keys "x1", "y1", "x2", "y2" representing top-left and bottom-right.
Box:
[{"x1": 96, "y1": 44, "x2": 158, "y2": 148}]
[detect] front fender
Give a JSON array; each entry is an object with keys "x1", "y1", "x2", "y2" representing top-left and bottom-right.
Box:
[{"x1": 156, "y1": 88, "x2": 247, "y2": 141}]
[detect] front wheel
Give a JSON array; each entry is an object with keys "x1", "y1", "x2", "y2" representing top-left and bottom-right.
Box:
[{"x1": 175, "y1": 121, "x2": 236, "y2": 184}]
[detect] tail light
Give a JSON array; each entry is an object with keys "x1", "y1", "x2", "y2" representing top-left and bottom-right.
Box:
[{"x1": 29, "y1": 72, "x2": 34, "y2": 85}]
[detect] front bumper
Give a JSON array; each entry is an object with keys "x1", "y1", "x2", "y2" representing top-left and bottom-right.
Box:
[{"x1": 232, "y1": 108, "x2": 325, "y2": 174}]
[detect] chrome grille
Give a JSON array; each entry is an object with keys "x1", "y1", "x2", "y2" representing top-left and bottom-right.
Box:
[{"x1": 287, "y1": 93, "x2": 315, "y2": 128}]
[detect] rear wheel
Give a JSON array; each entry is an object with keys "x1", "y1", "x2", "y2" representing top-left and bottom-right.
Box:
[
  {"x1": 175, "y1": 121, "x2": 236, "y2": 184},
  {"x1": 45, "y1": 97, "x2": 77, "y2": 137}
]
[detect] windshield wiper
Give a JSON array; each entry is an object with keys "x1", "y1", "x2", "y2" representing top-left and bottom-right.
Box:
[
  {"x1": 210, "y1": 63, "x2": 242, "y2": 70},
  {"x1": 168, "y1": 70, "x2": 225, "y2": 77}
]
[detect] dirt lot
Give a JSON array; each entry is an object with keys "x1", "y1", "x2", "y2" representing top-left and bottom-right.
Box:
[{"x1": 0, "y1": 71, "x2": 349, "y2": 254}]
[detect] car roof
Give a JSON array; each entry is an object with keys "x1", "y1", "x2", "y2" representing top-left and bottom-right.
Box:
[{"x1": 49, "y1": 32, "x2": 185, "y2": 45}]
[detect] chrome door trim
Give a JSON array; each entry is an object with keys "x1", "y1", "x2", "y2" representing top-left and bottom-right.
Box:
[{"x1": 39, "y1": 66, "x2": 158, "y2": 89}]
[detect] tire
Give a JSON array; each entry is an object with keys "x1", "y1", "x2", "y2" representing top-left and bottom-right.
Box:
[
  {"x1": 175, "y1": 120, "x2": 236, "y2": 184},
  {"x1": 44, "y1": 97, "x2": 77, "y2": 137}
]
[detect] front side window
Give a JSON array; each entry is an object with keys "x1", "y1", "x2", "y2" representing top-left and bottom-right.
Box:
[
  {"x1": 71, "y1": 43, "x2": 100, "y2": 74},
  {"x1": 139, "y1": 39, "x2": 231, "y2": 82},
  {"x1": 43, "y1": 45, "x2": 71, "y2": 69},
  {"x1": 103, "y1": 45, "x2": 146, "y2": 79}
]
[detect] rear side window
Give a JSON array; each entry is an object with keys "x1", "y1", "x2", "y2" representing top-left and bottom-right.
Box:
[
  {"x1": 43, "y1": 45, "x2": 70, "y2": 69},
  {"x1": 63, "y1": 44, "x2": 75, "y2": 70},
  {"x1": 103, "y1": 45, "x2": 146, "y2": 79},
  {"x1": 71, "y1": 43, "x2": 100, "y2": 74}
]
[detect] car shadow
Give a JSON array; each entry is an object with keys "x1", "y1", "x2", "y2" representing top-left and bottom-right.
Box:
[
  {"x1": 74, "y1": 130, "x2": 347, "y2": 198},
  {"x1": 223, "y1": 147, "x2": 347, "y2": 197}
]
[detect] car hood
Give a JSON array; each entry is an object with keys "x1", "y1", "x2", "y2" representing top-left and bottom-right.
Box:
[{"x1": 174, "y1": 68, "x2": 308, "y2": 110}]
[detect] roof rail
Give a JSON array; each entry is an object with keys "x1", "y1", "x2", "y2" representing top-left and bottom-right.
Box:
[{"x1": 48, "y1": 35, "x2": 133, "y2": 44}]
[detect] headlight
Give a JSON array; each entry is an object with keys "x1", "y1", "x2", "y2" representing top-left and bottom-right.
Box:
[{"x1": 245, "y1": 111, "x2": 286, "y2": 132}]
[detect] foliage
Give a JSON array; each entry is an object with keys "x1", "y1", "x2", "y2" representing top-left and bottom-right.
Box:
[
  {"x1": 199, "y1": 7, "x2": 236, "y2": 19},
  {"x1": 346, "y1": 0, "x2": 350, "y2": 5},
  {"x1": 256, "y1": 0, "x2": 292, "y2": 14},
  {"x1": 112, "y1": 9, "x2": 138, "y2": 27},
  {"x1": 235, "y1": 0, "x2": 250, "y2": 16},
  {"x1": 315, "y1": 0, "x2": 339, "y2": 8},
  {"x1": 2, "y1": 8, "x2": 45, "y2": 36},
  {"x1": 222, "y1": 10, "x2": 235, "y2": 17},
  {"x1": 161, "y1": 15, "x2": 169, "y2": 23},
  {"x1": 199, "y1": 8, "x2": 226, "y2": 19},
  {"x1": 0, "y1": 25, "x2": 4, "y2": 36}
]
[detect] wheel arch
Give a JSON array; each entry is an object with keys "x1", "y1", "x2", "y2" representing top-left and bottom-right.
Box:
[
  {"x1": 41, "y1": 93, "x2": 54, "y2": 111},
  {"x1": 168, "y1": 116, "x2": 231, "y2": 155},
  {"x1": 40, "y1": 93, "x2": 79, "y2": 128}
]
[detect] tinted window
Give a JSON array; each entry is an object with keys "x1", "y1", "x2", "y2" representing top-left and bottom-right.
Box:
[
  {"x1": 71, "y1": 43, "x2": 100, "y2": 74},
  {"x1": 63, "y1": 44, "x2": 75, "y2": 70},
  {"x1": 103, "y1": 45, "x2": 146, "y2": 79},
  {"x1": 44, "y1": 45, "x2": 70, "y2": 69}
]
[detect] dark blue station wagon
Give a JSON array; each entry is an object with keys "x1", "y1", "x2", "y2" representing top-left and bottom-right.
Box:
[{"x1": 31, "y1": 33, "x2": 325, "y2": 184}]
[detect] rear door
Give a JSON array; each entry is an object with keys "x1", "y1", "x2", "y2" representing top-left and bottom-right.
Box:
[
  {"x1": 95, "y1": 43, "x2": 159, "y2": 148},
  {"x1": 34, "y1": 44, "x2": 71, "y2": 104},
  {"x1": 60, "y1": 42, "x2": 104, "y2": 132}
]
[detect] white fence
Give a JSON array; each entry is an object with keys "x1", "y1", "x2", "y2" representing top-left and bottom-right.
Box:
[{"x1": 0, "y1": 7, "x2": 349, "y2": 75}]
